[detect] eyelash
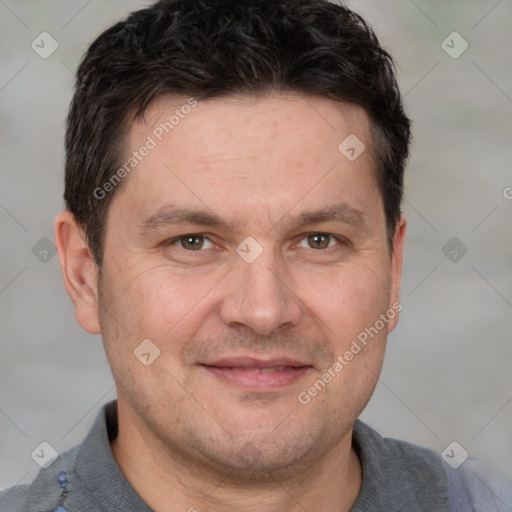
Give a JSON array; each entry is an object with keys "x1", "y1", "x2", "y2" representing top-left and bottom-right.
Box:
[{"x1": 164, "y1": 233, "x2": 348, "y2": 253}]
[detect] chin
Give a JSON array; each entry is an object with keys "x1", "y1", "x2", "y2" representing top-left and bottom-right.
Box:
[{"x1": 188, "y1": 423, "x2": 333, "y2": 484}]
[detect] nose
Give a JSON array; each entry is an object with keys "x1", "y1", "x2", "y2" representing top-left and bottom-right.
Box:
[{"x1": 218, "y1": 247, "x2": 303, "y2": 337}]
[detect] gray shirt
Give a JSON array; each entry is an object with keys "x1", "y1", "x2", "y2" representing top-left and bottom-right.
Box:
[{"x1": 1, "y1": 400, "x2": 511, "y2": 511}]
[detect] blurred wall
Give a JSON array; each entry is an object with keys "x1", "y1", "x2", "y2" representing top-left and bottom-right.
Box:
[{"x1": 1, "y1": 0, "x2": 511, "y2": 490}]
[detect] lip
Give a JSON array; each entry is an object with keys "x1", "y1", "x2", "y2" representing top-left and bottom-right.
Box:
[
  {"x1": 200, "y1": 357, "x2": 313, "y2": 391},
  {"x1": 204, "y1": 357, "x2": 310, "y2": 368}
]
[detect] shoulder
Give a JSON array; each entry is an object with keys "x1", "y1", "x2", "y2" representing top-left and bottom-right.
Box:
[
  {"x1": 0, "y1": 485, "x2": 30, "y2": 512},
  {"x1": 353, "y1": 420, "x2": 512, "y2": 511},
  {"x1": 352, "y1": 420, "x2": 450, "y2": 510},
  {"x1": 0, "y1": 401, "x2": 117, "y2": 512},
  {"x1": 445, "y1": 457, "x2": 512, "y2": 511},
  {"x1": 0, "y1": 445, "x2": 80, "y2": 512},
  {"x1": 353, "y1": 420, "x2": 448, "y2": 482}
]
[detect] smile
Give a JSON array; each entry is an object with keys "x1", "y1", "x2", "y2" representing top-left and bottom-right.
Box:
[{"x1": 200, "y1": 358, "x2": 313, "y2": 391}]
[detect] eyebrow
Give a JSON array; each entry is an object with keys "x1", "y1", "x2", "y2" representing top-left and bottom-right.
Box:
[
  {"x1": 286, "y1": 203, "x2": 367, "y2": 231},
  {"x1": 137, "y1": 203, "x2": 367, "y2": 236},
  {"x1": 137, "y1": 206, "x2": 237, "y2": 235}
]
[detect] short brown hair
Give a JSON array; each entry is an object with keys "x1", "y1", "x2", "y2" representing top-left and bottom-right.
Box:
[{"x1": 64, "y1": 0, "x2": 411, "y2": 264}]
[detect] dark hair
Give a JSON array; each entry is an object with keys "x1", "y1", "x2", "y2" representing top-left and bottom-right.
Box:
[{"x1": 65, "y1": 0, "x2": 411, "y2": 264}]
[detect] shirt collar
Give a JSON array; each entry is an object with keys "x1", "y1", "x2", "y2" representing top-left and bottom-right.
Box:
[{"x1": 75, "y1": 400, "x2": 153, "y2": 511}]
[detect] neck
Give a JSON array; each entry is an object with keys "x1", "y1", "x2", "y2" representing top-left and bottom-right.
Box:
[{"x1": 111, "y1": 401, "x2": 362, "y2": 511}]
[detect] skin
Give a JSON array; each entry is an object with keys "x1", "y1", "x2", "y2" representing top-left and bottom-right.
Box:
[{"x1": 55, "y1": 93, "x2": 406, "y2": 511}]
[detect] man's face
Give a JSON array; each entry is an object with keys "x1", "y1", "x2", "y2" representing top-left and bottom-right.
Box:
[{"x1": 96, "y1": 93, "x2": 405, "y2": 475}]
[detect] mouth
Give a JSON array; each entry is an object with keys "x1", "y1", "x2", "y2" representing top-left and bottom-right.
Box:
[{"x1": 200, "y1": 357, "x2": 314, "y2": 391}]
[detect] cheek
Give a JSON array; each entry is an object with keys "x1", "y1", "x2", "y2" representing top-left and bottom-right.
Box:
[
  {"x1": 101, "y1": 248, "x2": 392, "y2": 352},
  {"x1": 98, "y1": 267, "x2": 200, "y2": 410},
  {"x1": 102, "y1": 263, "x2": 222, "y2": 347},
  {"x1": 315, "y1": 262, "x2": 391, "y2": 398},
  {"x1": 299, "y1": 260, "x2": 391, "y2": 335}
]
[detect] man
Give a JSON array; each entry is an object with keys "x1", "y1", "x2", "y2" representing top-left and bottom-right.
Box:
[{"x1": 1, "y1": 0, "x2": 511, "y2": 510}]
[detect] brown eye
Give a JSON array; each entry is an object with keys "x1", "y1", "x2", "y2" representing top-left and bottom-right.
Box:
[
  {"x1": 163, "y1": 234, "x2": 217, "y2": 260},
  {"x1": 307, "y1": 233, "x2": 331, "y2": 249},
  {"x1": 179, "y1": 235, "x2": 205, "y2": 250}
]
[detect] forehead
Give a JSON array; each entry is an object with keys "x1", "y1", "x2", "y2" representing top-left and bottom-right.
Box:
[
  {"x1": 137, "y1": 92, "x2": 372, "y2": 155},
  {"x1": 113, "y1": 93, "x2": 381, "y2": 229}
]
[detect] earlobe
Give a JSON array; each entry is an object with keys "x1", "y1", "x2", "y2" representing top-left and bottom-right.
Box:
[
  {"x1": 388, "y1": 215, "x2": 407, "y2": 333},
  {"x1": 54, "y1": 210, "x2": 101, "y2": 334}
]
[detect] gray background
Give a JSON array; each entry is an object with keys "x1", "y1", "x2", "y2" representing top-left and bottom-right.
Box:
[{"x1": 1, "y1": 0, "x2": 511, "y2": 491}]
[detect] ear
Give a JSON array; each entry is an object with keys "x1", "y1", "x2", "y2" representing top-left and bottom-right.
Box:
[
  {"x1": 54, "y1": 210, "x2": 101, "y2": 334},
  {"x1": 387, "y1": 215, "x2": 407, "y2": 333}
]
